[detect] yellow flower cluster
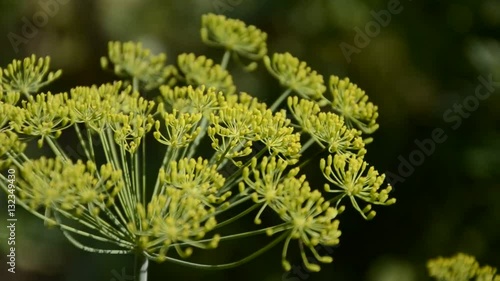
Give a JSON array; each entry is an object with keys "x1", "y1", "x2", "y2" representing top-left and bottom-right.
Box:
[
  {"x1": 10, "y1": 92, "x2": 71, "y2": 147},
  {"x1": 264, "y1": 52, "x2": 326, "y2": 100},
  {"x1": 241, "y1": 156, "x2": 341, "y2": 271},
  {"x1": 101, "y1": 41, "x2": 176, "y2": 90},
  {"x1": 0, "y1": 12, "x2": 396, "y2": 276},
  {"x1": 132, "y1": 190, "x2": 221, "y2": 261},
  {"x1": 0, "y1": 96, "x2": 20, "y2": 131},
  {"x1": 0, "y1": 131, "x2": 26, "y2": 169},
  {"x1": 66, "y1": 83, "x2": 122, "y2": 129},
  {"x1": 107, "y1": 91, "x2": 155, "y2": 153},
  {"x1": 288, "y1": 96, "x2": 366, "y2": 155},
  {"x1": 177, "y1": 53, "x2": 236, "y2": 95},
  {"x1": 275, "y1": 176, "x2": 341, "y2": 272},
  {"x1": 0, "y1": 55, "x2": 62, "y2": 97},
  {"x1": 208, "y1": 98, "x2": 301, "y2": 164},
  {"x1": 328, "y1": 76, "x2": 379, "y2": 134},
  {"x1": 154, "y1": 110, "x2": 202, "y2": 148},
  {"x1": 158, "y1": 157, "x2": 230, "y2": 206},
  {"x1": 428, "y1": 253, "x2": 500, "y2": 281},
  {"x1": 201, "y1": 13, "x2": 267, "y2": 61},
  {"x1": 320, "y1": 154, "x2": 396, "y2": 220},
  {"x1": 18, "y1": 157, "x2": 123, "y2": 218},
  {"x1": 240, "y1": 156, "x2": 297, "y2": 224},
  {"x1": 159, "y1": 85, "x2": 224, "y2": 115}
]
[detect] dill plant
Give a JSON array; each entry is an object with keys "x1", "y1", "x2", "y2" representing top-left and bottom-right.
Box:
[
  {"x1": 428, "y1": 253, "x2": 500, "y2": 281},
  {"x1": 0, "y1": 13, "x2": 396, "y2": 280}
]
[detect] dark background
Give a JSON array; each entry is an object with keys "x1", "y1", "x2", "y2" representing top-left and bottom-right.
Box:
[{"x1": 1, "y1": 0, "x2": 499, "y2": 280}]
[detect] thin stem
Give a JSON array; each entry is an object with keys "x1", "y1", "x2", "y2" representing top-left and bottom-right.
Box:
[
  {"x1": 300, "y1": 137, "x2": 319, "y2": 154},
  {"x1": 213, "y1": 203, "x2": 259, "y2": 230},
  {"x1": 73, "y1": 124, "x2": 92, "y2": 161},
  {"x1": 87, "y1": 127, "x2": 97, "y2": 162},
  {"x1": 270, "y1": 88, "x2": 292, "y2": 111},
  {"x1": 133, "y1": 77, "x2": 139, "y2": 93},
  {"x1": 119, "y1": 146, "x2": 136, "y2": 225},
  {"x1": 46, "y1": 137, "x2": 69, "y2": 161},
  {"x1": 141, "y1": 137, "x2": 146, "y2": 206},
  {"x1": 220, "y1": 50, "x2": 231, "y2": 70},
  {"x1": 220, "y1": 147, "x2": 268, "y2": 192},
  {"x1": 152, "y1": 231, "x2": 288, "y2": 270},
  {"x1": 152, "y1": 145, "x2": 175, "y2": 197},
  {"x1": 171, "y1": 222, "x2": 291, "y2": 248},
  {"x1": 56, "y1": 208, "x2": 134, "y2": 247},
  {"x1": 134, "y1": 252, "x2": 148, "y2": 281},
  {"x1": 62, "y1": 229, "x2": 129, "y2": 254},
  {"x1": 211, "y1": 194, "x2": 252, "y2": 217},
  {"x1": 186, "y1": 117, "x2": 208, "y2": 159},
  {"x1": 297, "y1": 146, "x2": 325, "y2": 170}
]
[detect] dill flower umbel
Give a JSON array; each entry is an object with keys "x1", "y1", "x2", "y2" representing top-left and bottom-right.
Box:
[
  {"x1": 427, "y1": 253, "x2": 500, "y2": 281},
  {"x1": 264, "y1": 52, "x2": 326, "y2": 106},
  {"x1": 0, "y1": 13, "x2": 396, "y2": 280},
  {"x1": 320, "y1": 154, "x2": 395, "y2": 220},
  {"x1": 0, "y1": 55, "x2": 62, "y2": 97},
  {"x1": 101, "y1": 41, "x2": 176, "y2": 90},
  {"x1": 177, "y1": 53, "x2": 236, "y2": 95},
  {"x1": 328, "y1": 75, "x2": 379, "y2": 134},
  {"x1": 201, "y1": 13, "x2": 267, "y2": 69}
]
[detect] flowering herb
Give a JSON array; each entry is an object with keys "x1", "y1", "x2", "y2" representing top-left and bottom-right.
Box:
[{"x1": 0, "y1": 13, "x2": 395, "y2": 280}]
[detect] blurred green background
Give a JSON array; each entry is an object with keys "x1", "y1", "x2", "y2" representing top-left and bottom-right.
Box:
[{"x1": 1, "y1": 0, "x2": 499, "y2": 280}]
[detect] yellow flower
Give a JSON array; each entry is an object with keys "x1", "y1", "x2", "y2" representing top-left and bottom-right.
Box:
[
  {"x1": 101, "y1": 41, "x2": 176, "y2": 90},
  {"x1": 0, "y1": 131, "x2": 26, "y2": 169},
  {"x1": 320, "y1": 154, "x2": 395, "y2": 220},
  {"x1": 177, "y1": 53, "x2": 236, "y2": 95},
  {"x1": 159, "y1": 85, "x2": 225, "y2": 115},
  {"x1": 328, "y1": 75, "x2": 379, "y2": 134},
  {"x1": 264, "y1": 52, "x2": 326, "y2": 100},
  {"x1": 154, "y1": 110, "x2": 202, "y2": 148},
  {"x1": 158, "y1": 157, "x2": 229, "y2": 206},
  {"x1": 10, "y1": 92, "x2": 72, "y2": 147},
  {"x1": 240, "y1": 156, "x2": 298, "y2": 224},
  {"x1": 288, "y1": 96, "x2": 366, "y2": 155},
  {"x1": 201, "y1": 13, "x2": 267, "y2": 61},
  {"x1": 271, "y1": 175, "x2": 341, "y2": 272},
  {"x1": 18, "y1": 157, "x2": 123, "y2": 217},
  {"x1": 0, "y1": 55, "x2": 62, "y2": 97},
  {"x1": 135, "y1": 189, "x2": 220, "y2": 261},
  {"x1": 428, "y1": 253, "x2": 500, "y2": 281}
]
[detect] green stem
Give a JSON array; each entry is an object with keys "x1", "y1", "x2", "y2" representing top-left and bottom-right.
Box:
[
  {"x1": 134, "y1": 253, "x2": 148, "y2": 281},
  {"x1": 73, "y1": 124, "x2": 92, "y2": 161},
  {"x1": 220, "y1": 50, "x2": 231, "y2": 70},
  {"x1": 297, "y1": 145, "x2": 325, "y2": 170},
  {"x1": 62, "y1": 229, "x2": 129, "y2": 254},
  {"x1": 153, "y1": 231, "x2": 289, "y2": 270},
  {"x1": 171, "y1": 222, "x2": 291, "y2": 248},
  {"x1": 300, "y1": 137, "x2": 320, "y2": 154},
  {"x1": 213, "y1": 203, "x2": 259, "y2": 230},
  {"x1": 186, "y1": 117, "x2": 208, "y2": 159},
  {"x1": 270, "y1": 88, "x2": 292, "y2": 111},
  {"x1": 133, "y1": 77, "x2": 139, "y2": 93},
  {"x1": 46, "y1": 137, "x2": 69, "y2": 161}
]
